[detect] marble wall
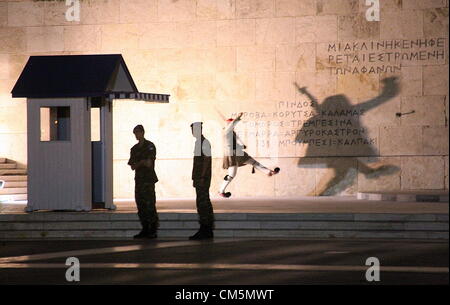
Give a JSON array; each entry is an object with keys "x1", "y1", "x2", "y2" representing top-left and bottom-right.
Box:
[{"x1": 0, "y1": 0, "x2": 448, "y2": 198}]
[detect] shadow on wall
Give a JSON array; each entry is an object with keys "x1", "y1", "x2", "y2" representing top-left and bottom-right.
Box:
[{"x1": 294, "y1": 77, "x2": 401, "y2": 196}]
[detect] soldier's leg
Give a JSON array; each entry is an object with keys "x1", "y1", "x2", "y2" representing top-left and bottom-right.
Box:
[
  {"x1": 190, "y1": 185, "x2": 214, "y2": 239},
  {"x1": 243, "y1": 157, "x2": 271, "y2": 175},
  {"x1": 196, "y1": 186, "x2": 214, "y2": 228},
  {"x1": 147, "y1": 183, "x2": 159, "y2": 231},
  {"x1": 135, "y1": 182, "x2": 150, "y2": 229},
  {"x1": 136, "y1": 182, "x2": 158, "y2": 229},
  {"x1": 219, "y1": 166, "x2": 238, "y2": 193}
]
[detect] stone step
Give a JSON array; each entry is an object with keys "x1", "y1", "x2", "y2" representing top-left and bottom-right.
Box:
[
  {"x1": 357, "y1": 191, "x2": 449, "y2": 202},
  {"x1": 0, "y1": 220, "x2": 447, "y2": 232},
  {"x1": 0, "y1": 212, "x2": 447, "y2": 222},
  {"x1": 0, "y1": 229, "x2": 447, "y2": 240},
  {"x1": 0, "y1": 158, "x2": 6, "y2": 163},
  {"x1": 0, "y1": 169, "x2": 27, "y2": 176},
  {"x1": 2, "y1": 181, "x2": 27, "y2": 188},
  {"x1": 0, "y1": 211, "x2": 447, "y2": 240},
  {"x1": 0, "y1": 175, "x2": 28, "y2": 182},
  {"x1": 0, "y1": 187, "x2": 27, "y2": 195},
  {"x1": 0, "y1": 194, "x2": 27, "y2": 202},
  {"x1": 0, "y1": 163, "x2": 16, "y2": 169}
]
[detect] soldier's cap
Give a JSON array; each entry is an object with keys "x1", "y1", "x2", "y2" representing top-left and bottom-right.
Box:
[
  {"x1": 133, "y1": 124, "x2": 145, "y2": 133},
  {"x1": 190, "y1": 122, "x2": 203, "y2": 128}
]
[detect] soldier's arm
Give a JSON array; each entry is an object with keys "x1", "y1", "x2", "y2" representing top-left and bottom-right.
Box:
[
  {"x1": 133, "y1": 158, "x2": 154, "y2": 170},
  {"x1": 224, "y1": 112, "x2": 243, "y2": 134},
  {"x1": 144, "y1": 144, "x2": 157, "y2": 169},
  {"x1": 358, "y1": 77, "x2": 399, "y2": 111},
  {"x1": 200, "y1": 140, "x2": 212, "y2": 178},
  {"x1": 133, "y1": 144, "x2": 156, "y2": 170},
  {"x1": 143, "y1": 158, "x2": 155, "y2": 169},
  {"x1": 128, "y1": 150, "x2": 137, "y2": 170},
  {"x1": 201, "y1": 156, "x2": 211, "y2": 178},
  {"x1": 294, "y1": 83, "x2": 320, "y2": 112}
]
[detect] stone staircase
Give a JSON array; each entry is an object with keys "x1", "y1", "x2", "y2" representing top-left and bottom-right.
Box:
[
  {"x1": 0, "y1": 158, "x2": 28, "y2": 202},
  {"x1": 0, "y1": 211, "x2": 447, "y2": 240}
]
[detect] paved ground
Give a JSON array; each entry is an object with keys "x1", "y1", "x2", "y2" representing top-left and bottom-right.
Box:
[
  {"x1": 0, "y1": 238, "x2": 448, "y2": 285},
  {"x1": 1, "y1": 196, "x2": 449, "y2": 214}
]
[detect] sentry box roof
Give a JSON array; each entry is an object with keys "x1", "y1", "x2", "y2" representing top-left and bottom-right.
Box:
[{"x1": 11, "y1": 54, "x2": 170, "y2": 102}]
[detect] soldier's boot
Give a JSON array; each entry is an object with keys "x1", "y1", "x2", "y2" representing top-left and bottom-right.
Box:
[
  {"x1": 134, "y1": 223, "x2": 150, "y2": 239},
  {"x1": 203, "y1": 225, "x2": 214, "y2": 239},
  {"x1": 268, "y1": 167, "x2": 280, "y2": 177},
  {"x1": 146, "y1": 223, "x2": 158, "y2": 239},
  {"x1": 189, "y1": 225, "x2": 214, "y2": 240},
  {"x1": 218, "y1": 192, "x2": 231, "y2": 198}
]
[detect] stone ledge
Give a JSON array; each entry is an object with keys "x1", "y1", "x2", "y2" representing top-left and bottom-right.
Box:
[
  {"x1": 1, "y1": 212, "x2": 447, "y2": 222},
  {"x1": 0, "y1": 230, "x2": 447, "y2": 240},
  {"x1": 357, "y1": 190, "x2": 449, "y2": 202},
  {"x1": 0, "y1": 220, "x2": 447, "y2": 231}
]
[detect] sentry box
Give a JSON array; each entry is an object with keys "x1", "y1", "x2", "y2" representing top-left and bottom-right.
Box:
[{"x1": 11, "y1": 54, "x2": 169, "y2": 212}]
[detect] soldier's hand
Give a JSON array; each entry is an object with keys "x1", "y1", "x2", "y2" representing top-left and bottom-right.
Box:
[
  {"x1": 294, "y1": 82, "x2": 307, "y2": 94},
  {"x1": 299, "y1": 87, "x2": 308, "y2": 94},
  {"x1": 381, "y1": 76, "x2": 399, "y2": 97}
]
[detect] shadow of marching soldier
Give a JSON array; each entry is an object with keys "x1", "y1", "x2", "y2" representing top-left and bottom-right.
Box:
[{"x1": 294, "y1": 77, "x2": 400, "y2": 195}]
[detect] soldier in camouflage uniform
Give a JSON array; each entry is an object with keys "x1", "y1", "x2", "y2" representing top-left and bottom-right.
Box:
[
  {"x1": 190, "y1": 122, "x2": 214, "y2": 240},
  {"x1": 128, "y1": 125, "x2": 159, "y2": 239}
]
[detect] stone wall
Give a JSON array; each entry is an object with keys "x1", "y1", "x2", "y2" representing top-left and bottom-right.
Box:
[{"x1": 0, "y1": 0, "x2": 448, "y2": 198}]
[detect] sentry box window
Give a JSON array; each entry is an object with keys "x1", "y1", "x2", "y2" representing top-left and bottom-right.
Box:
[{"x1": 40, "y1": 107, "x2": 71, "y2": 141}]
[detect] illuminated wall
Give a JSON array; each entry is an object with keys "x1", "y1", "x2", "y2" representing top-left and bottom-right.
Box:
[{"x1": 0, "y1": 0, "x2": 448, "y2": 199}]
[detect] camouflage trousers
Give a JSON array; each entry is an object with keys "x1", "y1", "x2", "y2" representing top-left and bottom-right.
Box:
[
  {"x1": 195, "y1": 186, "x2": 215, "y2": 228},
  {"x1": 134, "y1": 181, "x2": 159, "y2": 229}
]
